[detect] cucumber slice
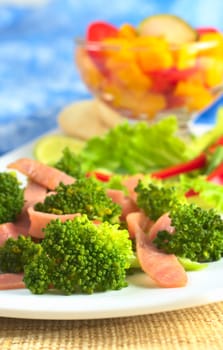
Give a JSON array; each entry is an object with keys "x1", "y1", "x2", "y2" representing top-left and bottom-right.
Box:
[{"x1": 138, "y1": 14, "x2": 198, "y2": 44}]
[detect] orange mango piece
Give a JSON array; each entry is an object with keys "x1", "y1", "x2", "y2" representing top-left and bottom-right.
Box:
[
  {"x1": 174, "y1": 80, "x2": 213, "y2": 110},
  {"x1": 136, "y1": 36, "x2": 173, "y2": 72}
]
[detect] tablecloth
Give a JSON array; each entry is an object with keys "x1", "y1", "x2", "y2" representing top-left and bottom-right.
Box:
[
  {"x1": 1, "y1": 0, "x2": 223, "y2": 155},
  {"x1": 1, "y1": 302, "x2": 223, "y2": 349}
]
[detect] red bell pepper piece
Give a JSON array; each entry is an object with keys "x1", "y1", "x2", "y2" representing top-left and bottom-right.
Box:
[
  {"x1": 87, "y1": 21, "x2": 118, "y2": 42},
  {"x1": 207, "y1": 163, "x2": 223, "y2": 184},
  {"x1": 196, "y1": 27, "x2": 219, "y2": 36},
  {"x1": 151, "y1": 153, "x2": 207, "y2": 179},
  {"x1": 86, "y1": 21, "x2": 118, "y2": 71},
  {"x1": 86, "y1": 171, "x2": 111, "y2": 182},
  {"x1": 150, "y1": 67, "x2": 198, "y2": 93}
]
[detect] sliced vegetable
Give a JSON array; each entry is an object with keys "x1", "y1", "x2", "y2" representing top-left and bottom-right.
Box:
[
  {"x1": 138, "y1": 14, "x2": 197, "y2": 44},
  {"x1": 207, "y1": 163, "x2": 223, "y2": 184},
  {"x1": 87, "y1": 170, "x2": 111, "y2": 182},
  {"x1": 151, "y1": 153, "x2": 207, "y2": 179}
]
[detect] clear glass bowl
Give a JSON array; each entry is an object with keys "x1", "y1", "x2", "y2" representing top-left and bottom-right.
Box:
[{"x1": 75, "y1": 33, "x2": 223, "y2": 125}]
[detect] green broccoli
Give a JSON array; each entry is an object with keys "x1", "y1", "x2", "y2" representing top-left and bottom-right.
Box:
[
  {"x1": 0, "y1": 171, "x2": 24, "y2": 223},
  {"x1": 0, "y1": 235, "x2": 42, "y2": 273},
  {"x1": 135, "y1": 180, "x2": 186, "y2": 221},
  {"x1": 24, "y1": 215, "x2": 134, "y2": 295},
  {"x1": 153, "y1": 203, "x2": 223, "y2": 262},
  {"x1": 34, "y1": 176, "x2": 121, "y2": 224},
  {"x1": 54, "y1": 147, "x2": 85, "y2": 179},
  {"x1": 135, "y1": 180, "x2": 223, "y2": 263}
]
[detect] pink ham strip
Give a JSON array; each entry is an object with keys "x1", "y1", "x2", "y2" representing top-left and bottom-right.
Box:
[
  {"x1": 0, "y1": 273, "x2": 25, "y2": 290},
  {"x1": 8, "y1": 157, "x2": 75, "y2": 190},
  {"x1": 23, "y1": 180, "x2": 48, "y2": 210},
  {"x1": 126, "y1": 211, "x2": 153, "y2": 239},
  {"x1": 122, "y1": 174, "x2": 144, "y2": 203},
  {"x1": 27, "y1": 207, "x2": 80, "y2": 239},
  {"x1": 0, "y1": 181, "x2": 49, "y2": 246},
  {"x1": 0, "y1": 222, "x2": 28, "y2": 246},
  {"x1": 128, "y1": 211, "x2": 187, "y2": 288},
  {"x1": 106, "y1": 189, "x2": 138, "y2": 220},
  {"x1": 148, "y1": 212, "x2": 175, "y2": 242}
]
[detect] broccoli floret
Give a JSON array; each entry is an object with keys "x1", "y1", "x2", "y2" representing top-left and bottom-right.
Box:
[
  {"x1": 0, "y1": 235, "x2": 42, "y2": 273},
  {"x1": 34, "y1": 177, "x2": 121, "y2": 224},
  {"x1": 153, "y1": 203, "x2": 223, "y2": 262},
  {"x1": 135, "y1": 180, "x2": 185, "y2": 221},
  {"x1": 24, "y1": 215, "x2": 133, "y2": 295},
  {"x1": 54, "y1": 147, "x2": 84, "y2": 179},
  {"x1": 0, "y1": 172, "x2": 24, "y2": 223}
]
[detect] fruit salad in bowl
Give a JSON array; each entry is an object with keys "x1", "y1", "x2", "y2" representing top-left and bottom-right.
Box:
[{"x1": 75, "y1": 14, "x2": 223, "y2": 122}]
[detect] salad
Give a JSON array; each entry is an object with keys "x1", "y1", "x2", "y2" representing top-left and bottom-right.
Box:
[{"x1": 1, "y1": 113, "x2": 223, "y2": 294}]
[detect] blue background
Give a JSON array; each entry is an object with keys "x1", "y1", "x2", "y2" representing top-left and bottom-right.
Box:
[{"x1": 1, "y1": 0, "x2": 223, "y2": 154}]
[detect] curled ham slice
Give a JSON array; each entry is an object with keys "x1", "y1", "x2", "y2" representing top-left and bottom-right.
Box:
[
  {"x1": 106, "y1": 189, "x2": 138, "y2": 220},
  {"x1": 0, "y1": 273, "x2": 25, "y2": 290},
  {"x1": 0, "y1": 181, "x2": 49, "y2": 246},
  {"x1": 27, "y1": 207, "x2": 80, "y2": 238},
  {"x1": 23, "y1": 180, "x2": 48, "y2": 210},
  {"x1": 129, "y1": 212, "x2": 187, "y2": 288},
  {"x1": 126, "y1": 211, "x2": 153, "y2": 239},
  {"x1": 8, "y1": 157, "x2": 75, "y2": 190},
  {"x1": 0, "y1": 223, "x2": 26, "y2": 246},
  {"x1": 122, "y1": 174, "x2": 144, "y2": 203},
  {"x1": 148, "y1": 212, "x2": 175, "y2": 242}
]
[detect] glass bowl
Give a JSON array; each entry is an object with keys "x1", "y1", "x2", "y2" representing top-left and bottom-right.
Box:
[{"x1": 75, "y1": 32, "x2": 223, "y2": 127}]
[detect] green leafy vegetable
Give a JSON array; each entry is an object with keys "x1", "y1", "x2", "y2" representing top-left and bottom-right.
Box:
[
  {"x1": 79, "y1": 117, "x2": 189, "y2": 174},
  {"x1": 181, "y1": 174, "x2": 223, "y2": 212}
]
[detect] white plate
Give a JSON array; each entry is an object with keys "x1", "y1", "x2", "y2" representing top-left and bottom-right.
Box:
[{"x1": 1, "y1": 129, "x2": 223, "y2": 320}]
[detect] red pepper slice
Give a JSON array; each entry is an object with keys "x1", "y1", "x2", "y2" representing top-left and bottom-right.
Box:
[
  {"x1": 86, "y1": 171, "x2": 111, "y2": 182},
  {"x1": 151, "y1": 153, "x2": 207, "y2": 179},
  {"x1": 207, "y1": 163, "x2": 223, "y2": 184}
]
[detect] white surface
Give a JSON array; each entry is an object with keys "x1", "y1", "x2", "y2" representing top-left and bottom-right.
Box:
[
  {"x1": 1, "y1": 127, "x2": 223, "y2": 320},
  {"x1": 0, "y1": 262, "x2": 223, "y2": 320}
]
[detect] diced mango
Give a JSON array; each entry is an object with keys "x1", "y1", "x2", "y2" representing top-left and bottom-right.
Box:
[
  {"x1": 136, "y1": 36, "x2": 173, "y2": 72},
  {"x1": 174, "y1": 43, "x2": 197, "y2": 69},
  {"x1": 118, "y1": 23, "x2": 137, "y2": 39},
  {"x1": 174, "y1": 80, "x2": 213, "y2": 110}
]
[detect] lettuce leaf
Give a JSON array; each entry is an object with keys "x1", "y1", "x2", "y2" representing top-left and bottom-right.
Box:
[
  {"x1": 180, "y1": 174, "x2": 223, "y2": 212},
  {"x1": 80, "y1": 116, "x2": 189, "y2": 174}
]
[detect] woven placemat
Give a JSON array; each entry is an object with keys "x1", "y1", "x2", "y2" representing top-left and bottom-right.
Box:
[{"x1": 0, "y1": 302, "x2": 223, "y2": 350}]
